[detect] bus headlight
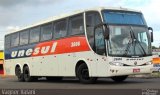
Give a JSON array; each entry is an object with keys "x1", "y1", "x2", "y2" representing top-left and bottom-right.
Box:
[
  {"x1": 109, "y1": 62, "x2": 124, "y2": 66},
  {"x1": 146, "y1": 61, "x2": 152, "y2": 65}
]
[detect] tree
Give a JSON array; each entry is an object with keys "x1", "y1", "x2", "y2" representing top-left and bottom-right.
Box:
[{"x1": 152, "y1": 46, "x2": 158, "y2": 49}]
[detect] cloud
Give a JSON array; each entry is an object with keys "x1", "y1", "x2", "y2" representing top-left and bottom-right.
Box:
[
  {"x1": 122, "y1": 0, "x2": 150, "y2": 7},
  {"x1": 0, "y1": 0, "x2": 64, "y2": 27},
  {"x1": 0, "y1": 0, "x2": 24, "y2": 8},
  {"x1": 0, "y1": 0, "x2": 63, "y2": 8},
  {"x1": 141, "y1": 0, "x2": 160, "y2": 31},
  {"x1": 0, "y1": 8, "x2": 20, "y2": 27},
  {"x1": 6, "y1": 26, "x2": 20, "y2": 32}
]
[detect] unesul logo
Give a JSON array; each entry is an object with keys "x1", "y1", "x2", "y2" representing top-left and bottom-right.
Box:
[{"x1": 11, "y1": 42, "x2": 57, "y2": 58}]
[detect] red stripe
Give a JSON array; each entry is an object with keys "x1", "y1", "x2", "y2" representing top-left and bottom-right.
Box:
[{"x1": 32, "y1": 36, "x2": 90, "y2": 57}]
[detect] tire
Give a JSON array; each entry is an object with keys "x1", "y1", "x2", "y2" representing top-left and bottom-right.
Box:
[
  {"x1": 111, "y1": 75, "x2": 128, "y2": 82},
  {"x1": 46, "y1": 77, "x2": 63, "y2": 81},
  {"x1": 15, "y1": 66, "x2": 24, "y2": 82},
  {"x1": 76, "y1": 63, "x2": 97, "y2": 84},
  {"x1": 23, "y1": 66, "x2": 34, "y2": 82}
]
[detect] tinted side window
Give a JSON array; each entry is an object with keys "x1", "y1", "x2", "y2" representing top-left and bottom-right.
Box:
[
  {"x1": 69, "y1": 14, "x2": 84, "y2": 35},
  {"x1": 54, "y1": 19, "x2": 67, "y2": 39},
  {"x1": 5, "y1": 35, "x2": 10, "y2": 49},
  {"x1": 11, "y1": 33, "x2": 19, "y2": 47},
  {"x1": 41, "y1": 23, "x2": 52, "y2": 41},
  {"x1": 30, "y1": 27, "x2": 40, "y2": 43},
  {"x1": 86, "y1": 12, "x2": 101, "y2": 49},
  {"x1": 20, "y1": 30, "x2": 29, "y2": 45},
  {"x1": 95, "y1": 27, "x2": 105, "y2": 55}
]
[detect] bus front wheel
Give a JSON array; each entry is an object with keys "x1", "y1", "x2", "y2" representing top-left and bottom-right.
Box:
[
  {"x1": 77, "y1": 64, "x2": 97, "y2": 84},
  {"x1": 111, "y1": 75, "x2": 128, "y2": 82}
]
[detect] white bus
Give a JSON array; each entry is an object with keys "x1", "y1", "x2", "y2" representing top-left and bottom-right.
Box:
[{"x1": 4, "y1": 7, "x2": 153, "y2": 83}]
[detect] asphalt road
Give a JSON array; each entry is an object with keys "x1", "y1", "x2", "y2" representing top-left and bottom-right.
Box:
[{"x1": 0, "y1": 76, "x2": 160, "y2": 89}]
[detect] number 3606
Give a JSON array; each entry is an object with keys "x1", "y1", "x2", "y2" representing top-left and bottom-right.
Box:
[{"x1": 71, "y1": 42, "x2": 80, "y2": 47}]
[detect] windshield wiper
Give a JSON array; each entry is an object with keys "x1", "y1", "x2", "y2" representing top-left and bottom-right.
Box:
[
  {"x1": 123, "y1": 31, "x2": 133, "y2": 56},
  {"x1": 130, "y1": 26, "x2": 147, "y2": 56},
  {"x1": 123, "y1": 26, "x2": 147, "y2": 57}
]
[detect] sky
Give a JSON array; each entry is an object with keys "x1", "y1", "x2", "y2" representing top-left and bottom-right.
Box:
[{"x1": 0, "y1": 0, "x2": 160, "y2": 50}]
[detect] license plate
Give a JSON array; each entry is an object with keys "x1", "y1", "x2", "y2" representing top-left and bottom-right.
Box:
[{"x1": 133, "y1": 68, "x2": 140, "y2": 73}]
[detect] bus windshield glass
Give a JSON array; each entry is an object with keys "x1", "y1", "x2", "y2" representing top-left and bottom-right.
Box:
[
  {"x1": 102, "y1": 10, "x2": 151, "y2": 57},
  {"x1": 108, "y1": 25, "x2": 152, "y2": 57}
]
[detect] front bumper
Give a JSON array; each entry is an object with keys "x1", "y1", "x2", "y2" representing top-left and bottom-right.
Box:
[{"x1": 109, "y1": 64, "x2": 153, "y2": 76}]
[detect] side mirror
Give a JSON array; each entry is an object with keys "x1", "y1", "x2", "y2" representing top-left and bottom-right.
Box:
[
  {"x1": 148, "y1": 27, "x2": 153, "y2": 42},
  {"x1": 148, "y1": 27, "x2": 153, "y2": 31}
]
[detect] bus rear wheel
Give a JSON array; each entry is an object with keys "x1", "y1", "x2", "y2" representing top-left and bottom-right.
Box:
[
  {"x1": 23, "y1": 66, "x2": 34, "y2": 82},
  {"x1": 15, "y1": 66, "x2": 24, "y2": 82},
  {"x1": 77, "y1": 64, "x2": 97, "y2": 84},
  {"x1": 111, "y1": 75, "x2": 128, "y2": 82}
]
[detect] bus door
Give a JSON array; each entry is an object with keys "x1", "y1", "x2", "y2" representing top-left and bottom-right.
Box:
[{"x1": 86, "y1": 11, "x2": 106, "y2": 76}]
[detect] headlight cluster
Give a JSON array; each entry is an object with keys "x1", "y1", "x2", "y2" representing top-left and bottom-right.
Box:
[
  {"x1": 109, "y1": 61, "x2": 152, "y2": 66},
  {"x1": 109, "y1": 62, "x2": 124, "y2": 66},
  {"x1": 145, "y1": 61, "x2": 152, "y2": 65}
]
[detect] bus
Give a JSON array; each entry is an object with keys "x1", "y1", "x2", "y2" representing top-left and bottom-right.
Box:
[{"x1": 4, "y1": 7, "x2": 153, "y2": 83}]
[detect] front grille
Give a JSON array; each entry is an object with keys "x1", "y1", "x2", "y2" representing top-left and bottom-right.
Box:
[{"x1": 123, "y1": 63, "x2": 147, "y2": 66}]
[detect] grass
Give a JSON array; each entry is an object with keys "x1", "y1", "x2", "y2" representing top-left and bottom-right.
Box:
[
  {"x1": 151, "y1": 72, "x2": 160, "y2": 78},
  {"x1": 129, "y1": 72, "x2": 160, "y2": 78}
]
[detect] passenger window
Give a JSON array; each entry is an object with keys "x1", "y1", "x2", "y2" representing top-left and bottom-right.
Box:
[
  {"x1": 11, "y1": 33, "x2": 19, "y2": 47},
  {"x1": 54, "y1": 19, "x2": 67, "y2": 39},
  {"x1": 30, "y1": 27, "x2": 40, "y2": 43},
  {"x1": 5, "y1": 35, "x2": 11, "y2": 49},
  {"x1": 41, "y1": 23, "x2": 52, "y2": 41},
  {"x1": 86, "y1": 12, "x2": 102, "y2": 49},
  {"x1": 69, "y1": 14, "x2": 84, "y2": 35},
  {"x1": 20, "y1": 30, "x2": 29, "y2": 45}
]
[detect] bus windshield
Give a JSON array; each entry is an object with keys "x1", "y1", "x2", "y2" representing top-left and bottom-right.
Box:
[
  {"x1": 108, "y1": 25, "x2": 152, "y2": 57},
  {"x1": 102, "y1": 10, "x2": 152, "y2": 57},
  {"x1": 103, "y1": 10, "x2": 146, "y2": 25}
]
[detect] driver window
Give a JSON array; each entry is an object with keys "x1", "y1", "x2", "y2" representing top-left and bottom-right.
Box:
[{"x1": 95, "y1": 27, "x2": 105, "y2": 55}]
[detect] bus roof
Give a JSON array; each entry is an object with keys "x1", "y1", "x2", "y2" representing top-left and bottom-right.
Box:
[{"x1": 6, "y1": 7, "x2": 141, "y2": 35}]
